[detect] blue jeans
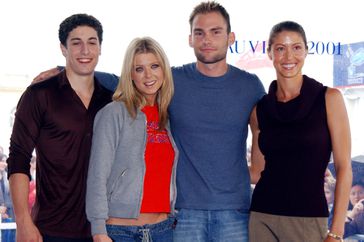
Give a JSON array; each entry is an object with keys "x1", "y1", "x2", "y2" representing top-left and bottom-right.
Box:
[
  {"x1": 174, "y1": 209, "x2": 249, "y2": 242},
  {"x1": 106, "y1": 216, "x2": 176, "y2": 242}
]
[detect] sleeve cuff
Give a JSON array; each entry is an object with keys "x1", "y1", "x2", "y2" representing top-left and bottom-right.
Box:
[{"x1": 90, "y1": 218, "x2": 107, "y2": 236}]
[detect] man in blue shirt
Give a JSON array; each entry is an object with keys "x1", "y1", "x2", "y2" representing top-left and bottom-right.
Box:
[{"x1": 169, "y1": 3, "x2": 265, "y2": 241}]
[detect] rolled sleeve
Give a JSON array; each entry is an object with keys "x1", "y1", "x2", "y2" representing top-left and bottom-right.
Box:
[{"x1": 7, "y1": 87, "x2": 42, "y2": 179}]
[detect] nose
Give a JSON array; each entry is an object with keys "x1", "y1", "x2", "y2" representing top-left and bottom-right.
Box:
[
  {"x1": 144, "y1": 67, "x2": 152, "y2": 78},
  {"x1": 203, "y1": 33, "x2": 212, "y2": 45},
  {"x1": 81, "y1": 43, "x2": 90, "y2": 55},
  {"x1": 284, "y1": 48, "x2": 294, "y2": 59}
]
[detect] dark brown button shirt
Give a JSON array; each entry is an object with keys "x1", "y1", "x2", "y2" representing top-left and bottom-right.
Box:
[{"x1": 7, "y1": 71, "x2": 112, "y2": 239}]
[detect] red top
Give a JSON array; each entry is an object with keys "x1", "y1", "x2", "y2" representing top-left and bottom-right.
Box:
[
  {"x1": 28, "y1": 180, "x2": 36, "y2": 211},
  {"x1": 140, "y1": 105, "x2": 174, "y2": 213}
]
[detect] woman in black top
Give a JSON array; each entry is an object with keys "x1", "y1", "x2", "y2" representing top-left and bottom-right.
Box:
[{"x1": 248, "y1": 21, "x2": 352, "y2": 242}]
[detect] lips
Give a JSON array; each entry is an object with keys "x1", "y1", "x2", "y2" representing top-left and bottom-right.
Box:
[
  {"x1": 201, "y1": 47, "x2": 215, "y2": 52},
  {"x1": 78, "y1": 58, "x2": 92, "y2": 63},
  {"x1": 144, "y1": 80, "x2": 156, "y2": 87},
  {"x1": 282, "y1": 63, "x2": 296, "y2": 69}
]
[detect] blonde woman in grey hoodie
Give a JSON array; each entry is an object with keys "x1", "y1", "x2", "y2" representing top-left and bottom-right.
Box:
[{"x1": 86, "y1": 37, "x2": 178, "y2": 242}]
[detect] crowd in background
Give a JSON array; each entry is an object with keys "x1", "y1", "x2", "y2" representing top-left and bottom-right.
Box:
[
  {"x1": 0, "y1": 145, "x2": 36, "y2": 242},
  {"x1": 325, "y1": 167, "x2": 364, "y2": 241}
]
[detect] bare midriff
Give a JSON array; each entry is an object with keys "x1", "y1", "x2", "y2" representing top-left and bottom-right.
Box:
[{"x1": 106, "y1": 213, "x2": 168, "y2": 226}]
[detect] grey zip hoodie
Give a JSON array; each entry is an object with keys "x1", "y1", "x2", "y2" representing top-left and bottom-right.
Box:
[{"x1": 86, "y1": 101, "x2": 178, "y2": 236}]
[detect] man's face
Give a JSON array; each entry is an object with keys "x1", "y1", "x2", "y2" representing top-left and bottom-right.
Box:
[
  {"x1": 61, "y1": 26, "x2": 101, "y2": 76},
  {"x1": 189, "y1": 12, "x2": 234, "y2": 65}
]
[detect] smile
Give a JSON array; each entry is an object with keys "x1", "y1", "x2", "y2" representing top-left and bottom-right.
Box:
[{"x1": 144, "y1": 80, "x2": 156, "y2": 87}]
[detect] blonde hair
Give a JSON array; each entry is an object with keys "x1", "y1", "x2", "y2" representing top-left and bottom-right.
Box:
[{"x1": 113, "y1": 37, "x2": 174, "y2": 130}]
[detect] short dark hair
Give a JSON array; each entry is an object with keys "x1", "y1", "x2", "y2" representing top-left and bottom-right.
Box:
[
  {"x1": 352, "y1": 181, "x2": 364, "y2": 189},
  {"x1": 189, "y1": 1, "x2": 231, "y2": 33},
  {"x1": 58, "y1": 13, "x2": 103, "y2": 46},
  {"x1": 267, "y1": 21, "x2": 307, "y2": 52}
]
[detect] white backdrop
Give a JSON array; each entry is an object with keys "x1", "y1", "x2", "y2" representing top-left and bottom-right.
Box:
[{"x1": 1, "y1": 0, "x2": 363, "y2": 81}]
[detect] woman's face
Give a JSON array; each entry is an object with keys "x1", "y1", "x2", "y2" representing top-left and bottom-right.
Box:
[
  {"x1": 268, "y1": 30, "x2": 307, "y2": 80},
  {"x1": 131, "y1": 52, "x2": 164, "y2": 105},
  {"x1": 349, "y1": 184, "x2": 364, "y2": 206}
]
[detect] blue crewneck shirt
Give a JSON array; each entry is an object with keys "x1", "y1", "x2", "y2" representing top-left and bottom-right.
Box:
[{"x1": 169, "y1": 63, "x2": 265, "y2": 210}]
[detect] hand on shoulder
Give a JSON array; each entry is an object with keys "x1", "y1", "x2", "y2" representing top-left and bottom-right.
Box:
[{"x1": 32, "y1": 67, "x2": 61, "y2": 84}]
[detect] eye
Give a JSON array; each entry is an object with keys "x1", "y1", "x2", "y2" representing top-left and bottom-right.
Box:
[
  {"x1": 71, "y1": 41, "x2": 81, "y2": 46},
  {"x1": 135, "y1": 67, "x2": 143, "y2": 72},
  {"x1": 151, "y1": 63, "x2": 160, "y2": 69},
  {"x1": 276, "y1": 46, "x2": 284, "y2": 52},
  {"x1": 194, "y1": 31, "x2": 203, "y2": 36},
  {"x1": 88, "y1": 38, "x2": 98, "y2": 45},
  {"x1": 213, "y1": 29, "x2": 222, "y2": 35}
]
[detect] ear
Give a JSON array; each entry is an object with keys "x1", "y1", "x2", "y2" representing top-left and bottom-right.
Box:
[
  {"x1": 189, "y1": 34, "x2": 193, "y2": 48},
  {"x1": 228, "y1": 32, "x2": 236, "y2": 46},
  {"x1": 267, "y1": 49, "x2": 273, "y2": 61},
  {"x1": 60, "y1": 43, "x2": 67, "y2": 57}
]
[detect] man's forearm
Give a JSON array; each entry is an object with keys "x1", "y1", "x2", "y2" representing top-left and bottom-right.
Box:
[{"x1": 9, "y1": 173, "x2": 31, "y2": 221}]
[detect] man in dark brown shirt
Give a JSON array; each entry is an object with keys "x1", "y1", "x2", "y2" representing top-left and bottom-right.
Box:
[{"x1": 6, "y1": 13, "x2": 112, "y2": 242}]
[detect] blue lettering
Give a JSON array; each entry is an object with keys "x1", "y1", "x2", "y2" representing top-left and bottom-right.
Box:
[{"x1": 249, "y1": 41, "x2": 260, "y2": 53}]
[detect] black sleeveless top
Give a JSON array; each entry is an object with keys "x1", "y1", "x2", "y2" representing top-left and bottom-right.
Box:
[{"x1": 250, "y1": 75, "x2": 331, "y2": 217}]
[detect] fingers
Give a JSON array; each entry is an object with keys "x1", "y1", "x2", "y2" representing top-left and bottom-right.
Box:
[{"x1": 32, "y1": 67, "x2": 61, "y2": 83}]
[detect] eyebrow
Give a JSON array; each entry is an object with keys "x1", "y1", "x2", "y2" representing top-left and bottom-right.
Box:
[
  {"x1": 193, "y1": 26, "x2": 224, "y2": 33},
  {"x1": 274, "y1": 42, "x2": 305, "y2": 46},
  {"x1": 69, "y1": 37, "x2": 98, "y2": 41},
  {"x1": 211, "y1": 27, "x2": 223, "y2": 31}
]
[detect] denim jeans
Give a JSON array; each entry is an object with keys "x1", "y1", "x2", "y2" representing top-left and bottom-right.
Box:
[
  {"x1": 174, "y1": 209, "x2": 249, "y2": 242},
  {"x1": 106, "y1": 216, "x2": 176, "y2": 242}
]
